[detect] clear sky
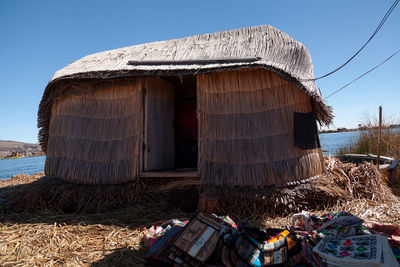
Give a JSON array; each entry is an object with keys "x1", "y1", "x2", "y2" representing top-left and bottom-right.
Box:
[{"x1": 0, "y1": 0, "x2": 399, "y2": 143}]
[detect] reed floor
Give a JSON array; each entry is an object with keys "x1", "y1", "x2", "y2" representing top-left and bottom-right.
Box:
[{"x1": 0, "y1": 165, "x2": 399, "y2": 266}]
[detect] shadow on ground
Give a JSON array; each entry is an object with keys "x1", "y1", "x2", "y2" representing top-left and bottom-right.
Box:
[
  {"x1": 390, "y1": 179, "x2": 400, "y2": 198},
  {"x1": 0, "y1": 176, "x2": 268, "y2": 266},
  {"x1": 90, "y1": 247, "x2": 149, "y2": 267},
  {"x1": 0, "y1": 175, "x2": 199, "y2": 227}
]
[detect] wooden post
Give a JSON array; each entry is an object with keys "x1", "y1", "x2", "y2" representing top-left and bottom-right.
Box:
[
  {"x1": 377, "y1": 106, "x2": 382, "y2": 168},
  {"x1": 197, "y1": 191, "x2": 219, "y2": 214}
]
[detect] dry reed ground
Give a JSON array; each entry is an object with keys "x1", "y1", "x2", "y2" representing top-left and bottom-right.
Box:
[{"x1": 0, "y1": 156, "x2": 399, "y2": 266}]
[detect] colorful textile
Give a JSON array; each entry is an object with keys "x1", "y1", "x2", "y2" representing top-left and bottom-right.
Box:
[
  {"x1": 288, "y1": 239, "x2": 327, "y2": 267},
  {"x1": 222, "y1": 215, "x2": 238, "y2": 229},
  {"x1": 290, "y1": 211, "x2": 400, "y2": 266},
  {"x1": 218, "y1": 227, "x2": 302, "y2": 266},
  {"x1": 168, "y1": 213, "x2": 227, "y2": 265},
  {"x1": 364, "y1": 222, "x2": 400, "y2": 245},
  {"x1": 144, "y1": 219, "x2": 187, "y2": 263},
  {"x1": 292, "y1": 211, "x2": 332, "y2": 232},
  {"x1": 211, "y1": 214, "x2": 238, "y2": 229},
  {"x1": 142, "y1": 211, "x2": 400, "y2": 267},
  {"x1": 313, "y1": 234, "x2": 398, "y2": 267},
  {"x1": 235, "y1": 234, "x2": 264, "y2": 266},
  {"x1": 364, "y1": 221, "x2": 400, "y2": 264},
  {"x1": 392, "y1": 246, "x2": 400, "y2": 260},
  {"x1": 143, "y1": 219, "x2": 187, "y2": 249},
  {"x1": 293, "y1": 210, "x2": 369, "y2": 240},
  {"x1": 219, "y1": 233, "x2": 265, "y2": 267}
]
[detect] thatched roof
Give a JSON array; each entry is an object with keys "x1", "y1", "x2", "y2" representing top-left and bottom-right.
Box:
[{"x1": 38, "y1": 25, "x2": 333, "y2": 152}]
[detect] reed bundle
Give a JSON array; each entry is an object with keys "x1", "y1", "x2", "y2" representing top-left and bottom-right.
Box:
[
  {"x1": 199, "y1": 69, "x2": 324, "y2": 187},
  {"x1": 45, "y1": 79, "x2": 143, "y2": 184},
  {"x1": 217, "y1": 156, "x2": 400, "y2": 223},
  {"x1": 1, "y1": 172, "x2": 44, "y2": 187},
  {"x1": 0, "y1": 201, "x2": 191, "y2": 266},
  {"x1": 38, "y1": 25, "x2": 333, "y2": 160},
  {"x1": 3, "y1": 176, "x2": 145, "y2": 213},
  {"x1": 313, "y1": 156, "x2": 397, "y2": 202},
  {"x1": 1, "y1": 173, "x2": 202, "y2": 214},
  {"x1": 3, "y1": 155, "x2": 397, "y2": 221},
  {"x1": 1, "y1": 156, "x2": 399, "y2": 266},
  {"x1": 42, "y1": 68, "x2": 328, "y2": 187}
]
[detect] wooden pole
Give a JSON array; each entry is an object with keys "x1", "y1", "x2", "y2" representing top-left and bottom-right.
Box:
[
  {"x1": 377, "y1": 106, "x2": 382, "y2": 168},
  {"x1": 197, "y1": 191, "x2": 219, "y2": 214}
]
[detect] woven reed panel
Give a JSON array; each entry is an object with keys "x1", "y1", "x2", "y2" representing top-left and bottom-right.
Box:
[
  {"x1": 45, "y1": 79, "x2": 143, "y2": 184},
  {"x1": 198, "y1": 69, "x2": 324, "y2": 187}
]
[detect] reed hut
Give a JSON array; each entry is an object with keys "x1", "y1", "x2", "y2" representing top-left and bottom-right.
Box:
[{"x1": 38, "y1": 25, "x2": 333, "y2": 189}]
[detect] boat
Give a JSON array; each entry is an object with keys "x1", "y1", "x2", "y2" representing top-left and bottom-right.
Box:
[
  {"x1": 0, "y1": 154, "x2": 26, "y2": 160},
  {"x1": 336, "y1": 154, "x2": 399, "y2": 184}
]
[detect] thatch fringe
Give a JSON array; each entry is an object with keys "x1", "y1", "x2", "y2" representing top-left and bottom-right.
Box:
[
  {"x1": 39, "y1": 25, "x2": 333, "y2": 153},
  {"x1": 44, "y1": 79, "x2": 143, "y2": 184},
  {"x1": 1, "y1": 156, "x2": 398, "y2": 218},
  {"x1": 2, "y1": 175, "x2": 202, "y2": 214},
  {"x1": 37, "y1": 68, "x2": 332, "y2": 153},
  {"x1": 4, "y1": 176, "x2": 146, "y2": 213}
]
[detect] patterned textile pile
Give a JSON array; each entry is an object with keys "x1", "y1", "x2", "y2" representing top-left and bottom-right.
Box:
[
  {"x1": 290, "y1": 211, "x2": 399, "y2": 266},
  {"x1": 142, "y1": 211, "x2": 400, "y2": 266}
]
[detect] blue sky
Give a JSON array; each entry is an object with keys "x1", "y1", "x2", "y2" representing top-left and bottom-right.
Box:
[{"x1": 0, "y1": 0, "x2": 399, "y2": 143}]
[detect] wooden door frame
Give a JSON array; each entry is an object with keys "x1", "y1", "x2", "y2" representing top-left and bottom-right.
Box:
[
  {"x1": 139, "y1": 79, "x2": 146, "y2": 173},
  {"x1": 196, "y1": 76, "x2": 201, "y2": 177},
  {"x1": 138, "y1": 76, "x2": 200, "y2": 178}
]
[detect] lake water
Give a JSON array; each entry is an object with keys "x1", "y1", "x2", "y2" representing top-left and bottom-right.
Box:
[
  {"x1": 0, "y1": 131, "x2": 360, "y2": 179},
  {"x1": 319, "y1": 130, "x2": 360, "y2": 155},
  {"x1": 0, "y1": 156, "x2": 46, "y2": 179}
]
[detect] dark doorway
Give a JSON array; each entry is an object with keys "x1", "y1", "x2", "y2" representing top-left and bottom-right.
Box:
[
  {"x1": 143, "y1": 75, "x2": 198, "y2": 173},
  {"x1": 174, "y1": 75, "x2": 198, "y2": 169}
]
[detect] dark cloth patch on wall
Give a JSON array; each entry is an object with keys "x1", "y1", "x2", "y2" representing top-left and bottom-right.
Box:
[{"x1": 293, "y1": 112, "x2": 320, "y2": 149}]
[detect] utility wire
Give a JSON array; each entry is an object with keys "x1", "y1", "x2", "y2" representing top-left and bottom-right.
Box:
[
  {"x1": 324, "y1": 49, "x2": 400, "y2": 100},
  {"x1": 303, "y1": 0, "x2": 399, "y2": 81}
]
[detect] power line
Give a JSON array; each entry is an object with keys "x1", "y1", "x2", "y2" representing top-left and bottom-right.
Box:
[
  {"x1": 324, "y1": 49, "x2": 400, "y2": 100},
  {"x1": 303, "y1": 0, "x2": 399, "y2": 81}
]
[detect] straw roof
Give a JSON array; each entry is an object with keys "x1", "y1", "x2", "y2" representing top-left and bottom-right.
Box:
[{"x1": 38, "y1": 25, "x2": 332, "y2": 152}]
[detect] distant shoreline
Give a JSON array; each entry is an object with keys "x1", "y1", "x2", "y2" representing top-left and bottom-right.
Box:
[
  {"x1": 319, "y1": 125, "x2": 400, "y2": 134},
  {"x1": 0, "y1": 153, "x2": 45, "y2": 160},
  {"x1": 0, "y1": 140, "x2": 43, "y2": 159},
  {"x1": 319, "y1": 128, "x2": 359, "y2": 134}
]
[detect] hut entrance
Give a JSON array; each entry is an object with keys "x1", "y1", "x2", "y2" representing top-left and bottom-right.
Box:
[
  {"x1": 142, "y1": 76, "x2": 198, "y2": 175},
  {"x1": 174, "y1": 75, "x2": 198, "y2": 170}
]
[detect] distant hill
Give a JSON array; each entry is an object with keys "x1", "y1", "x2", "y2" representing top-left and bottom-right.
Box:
[{"x1": 0, "y1": 140, "x2": 42, "y2": 157}]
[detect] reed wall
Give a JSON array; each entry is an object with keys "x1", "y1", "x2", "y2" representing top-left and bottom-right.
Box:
[
  {"x1": 198, "y1": 69, "x2": 324, "y2": 187},
  {"x1": 45, "y1": 79, "x2": 143, "y2": 184}
]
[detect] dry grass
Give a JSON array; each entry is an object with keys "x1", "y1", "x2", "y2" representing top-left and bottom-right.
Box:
[
  {"x1": 338, "y1": 127, "x2": 400, "y2": 160},
  {"x1": 0, "y1": 174, "x2": 194, "y2": 266},
  {"x1": 1, "y1": 156, "x2": 399, "y2": 266},
  {"x1": 0, "y1": 172, "x2": 44, "y2": 188},
  {"x1": 2, "y1": 176, "x2": 146, "y2": 214},
  {"x1": 217, "y1": 156, "x2": 400, "y2": 224},
  {"x1": 0, "y1": 203, "x2": 191, "y2": 266},
  {"x1": 313, "y1": 156, "x2": 397, "y2": 203},
  {"x1": 338, "y1": 121, "x2": 400, "y2": 182}
]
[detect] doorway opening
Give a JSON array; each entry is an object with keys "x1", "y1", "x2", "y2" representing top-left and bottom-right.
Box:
[
  {"x1": 174, "y1": 75, "x2": 198, "y2": 169},
  {"x1": 141, "y1": 75, "x2": 198, "y2": 176}
]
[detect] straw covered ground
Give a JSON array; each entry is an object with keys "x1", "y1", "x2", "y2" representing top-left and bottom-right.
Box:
[{"x1": 0, "y1": 156, "x2": 399, "y2": 266}]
